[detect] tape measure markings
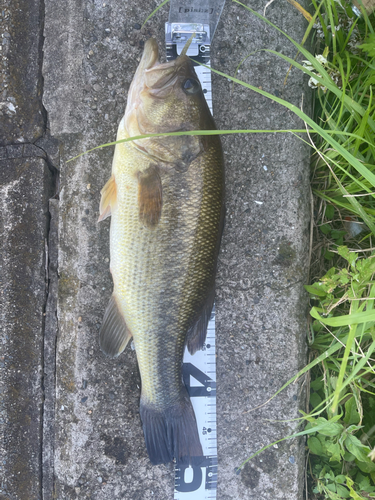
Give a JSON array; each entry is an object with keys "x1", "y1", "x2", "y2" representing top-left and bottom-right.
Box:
[{"x1": 166, "y1": 23, "x2": 217, "y2": 500}]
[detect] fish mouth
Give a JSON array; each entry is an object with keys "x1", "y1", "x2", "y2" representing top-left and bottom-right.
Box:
[
  {"x1": 144, "y1": 51, "x2": 178, "y2": 91},
  {"x1": 127, "y1": 39, "x2": 176, "y2": 105},
  {"x1": 128, "y1": 39, "x2": 163, "y2": 96},
  {"x1": 139, "y1": 38, "x2": 160, "y2": 72},
  {"x1": 136, "y1": 38, "x2": 191, "y2": 92},
  {"x1": 124, "y1": 39, "x2": 160, "y2": 137},
  {"x1": 124, "y1": 37, "x2": 193, "y2": 143}
]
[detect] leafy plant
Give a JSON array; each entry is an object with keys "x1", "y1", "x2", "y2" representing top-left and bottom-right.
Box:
[{"x1": 305, "y1": 245, "x2": 375, "y2": 498}]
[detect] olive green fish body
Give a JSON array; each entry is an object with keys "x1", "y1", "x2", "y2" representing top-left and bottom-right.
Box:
[{"x1": 99, "y1": 38, "x2": 224, "y2": 464}]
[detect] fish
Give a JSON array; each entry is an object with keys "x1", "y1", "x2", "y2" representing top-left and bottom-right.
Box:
[{"x1": 98, "y1": 37, "x2": 225, "y2": 465}]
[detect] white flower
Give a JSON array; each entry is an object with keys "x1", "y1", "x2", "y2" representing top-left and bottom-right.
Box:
[
  {"x1": 316, "y1": 54, "x2": 328, "y2": 65},
  {"x1": 302, "y1": 60, "x2": 314, "y2": 71}
]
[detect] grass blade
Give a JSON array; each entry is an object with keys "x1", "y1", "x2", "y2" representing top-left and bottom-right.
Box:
[{"x1": 310, "y1": 307, "x2": 375, "y2": 326}]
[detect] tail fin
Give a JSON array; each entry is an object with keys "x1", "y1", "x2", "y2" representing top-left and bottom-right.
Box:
[{"x1": 140, "y1": 388, "x2": 203, "y2": 465}]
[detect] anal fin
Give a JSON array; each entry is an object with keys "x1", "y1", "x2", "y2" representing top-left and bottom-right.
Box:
[{"x1": 99, "y1": 294, "x2": 131, "y2": 357}]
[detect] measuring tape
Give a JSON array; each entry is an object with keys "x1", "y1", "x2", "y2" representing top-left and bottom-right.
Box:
[
  {"x1": 175, "y1": 309, "x2": 217, "y2": 500},
  {"x1": 165, "y1": 14, "x2": 221, "y2": 499},
  {"x1": 166, "y1": 23, "x2": 213, "y2": 112}
]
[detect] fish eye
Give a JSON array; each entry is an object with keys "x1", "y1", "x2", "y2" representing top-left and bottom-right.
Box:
[{"x1": 182, "y1": 78, "x2": 200, "y2": 95}]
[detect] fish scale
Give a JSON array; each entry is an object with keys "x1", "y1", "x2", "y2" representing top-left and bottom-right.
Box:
[
  {"x1": 111, "y1": 149, "x2": 222, "y2": 407},
  {"x1": 99, "y1": 37, "x2": 224, "y2": 466}
]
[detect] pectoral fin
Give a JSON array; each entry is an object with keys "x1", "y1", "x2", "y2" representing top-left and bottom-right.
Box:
[
  {"x1": 138, "y1": 165, "x2": 162, "y2": 227},
  {"x1": 99, "y1": 294, "x2": 132, "y2": 357},
  {"x1": 98, "y1": 174, "x2": 117, "y2": 222}
]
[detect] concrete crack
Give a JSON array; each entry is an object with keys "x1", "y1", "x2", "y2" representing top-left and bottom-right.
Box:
[
  {"x1": 37, "y1": 0, "x2": 60, "y2": 497},
  {"x1": 42, "y1": 199, "x2": 59, "y2": 500}
]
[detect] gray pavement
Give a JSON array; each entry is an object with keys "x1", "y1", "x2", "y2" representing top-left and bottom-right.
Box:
[{"x1": 0, "y1": 0, "x2": 311, "y2": 499}]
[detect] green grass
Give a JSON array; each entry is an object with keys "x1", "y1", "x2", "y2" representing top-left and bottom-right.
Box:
[{"x1": 300, "y1": 2, "x2": 375, "y2": 497}]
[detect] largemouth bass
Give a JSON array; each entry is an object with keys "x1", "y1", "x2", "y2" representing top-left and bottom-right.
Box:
[{"x1": 98, "y1": 37, "x2": 224, "y2": 465}]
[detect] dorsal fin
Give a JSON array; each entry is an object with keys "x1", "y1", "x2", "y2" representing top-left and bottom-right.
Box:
[{"x1": 98, "y1": 174, "x2": 117, "y2": 221}]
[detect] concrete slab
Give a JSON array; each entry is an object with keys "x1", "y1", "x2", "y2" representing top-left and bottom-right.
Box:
[
  {"x1": 0, "y1": 155, "x2": 52, "y2": 500},
  {"x1": 41, "y1": 1, "x2": 311, "y2": 499},
  {"x1": 213, "y1": 6, "x2": 311, "y2": 498},
  {"x1": 0, "y1": 0, "x2": 45, "y2": 145},
  {"x1": 0, "y1": 3, "x2": 58, "y2": 499}
]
